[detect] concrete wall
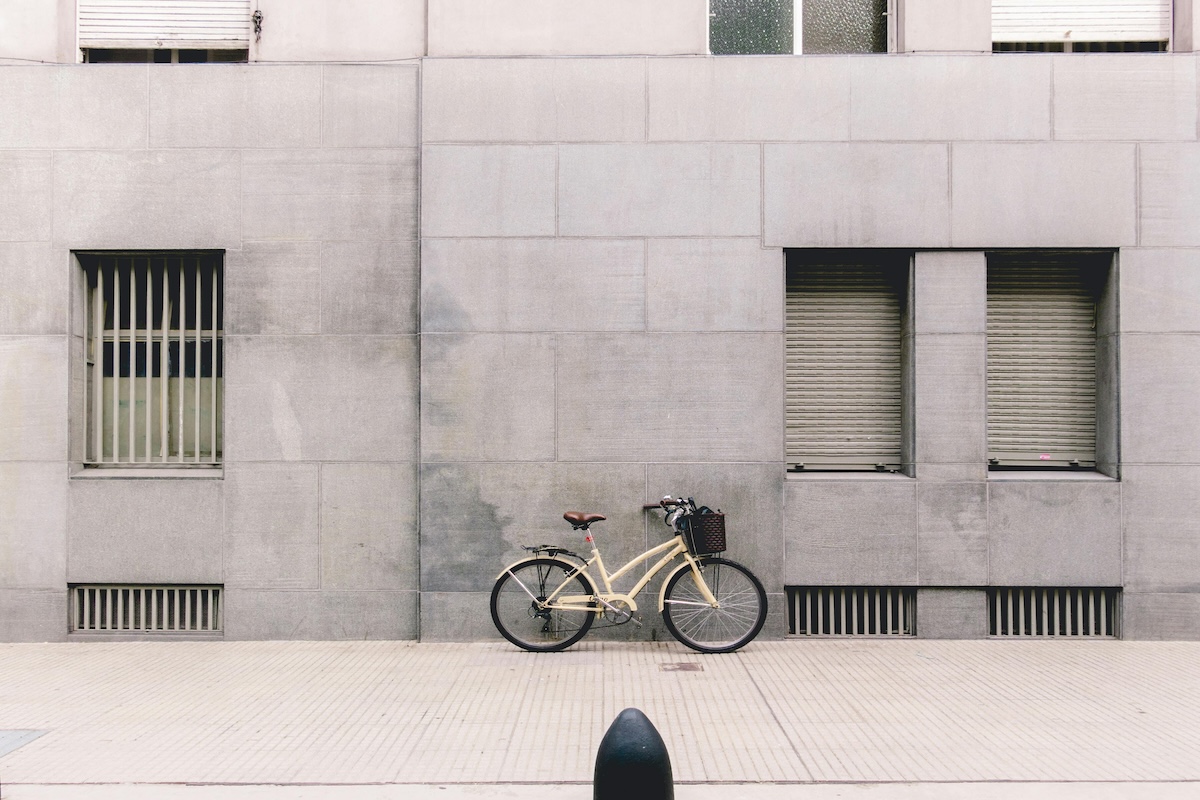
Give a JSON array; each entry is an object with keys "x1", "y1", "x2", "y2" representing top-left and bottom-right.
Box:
[
  {"x1": 3, "y1": 21, "x2": 1200, "y2": 644},
  {"x1": 254, "y1": 0, "x2": 425, "y2": 61},
  {"x1": 420, "y1": 53, "x2": 1200, "y2": 641},
  {"x1": 0, "y1": 62, "x2": 421, "y2": 640},
  {"x1": 426, "y1": 0, "x2": 707, "y2": 56}
]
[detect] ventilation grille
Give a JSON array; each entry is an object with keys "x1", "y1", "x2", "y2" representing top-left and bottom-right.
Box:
[
  {"x1": 788, "y1": 587, "x2": 916, "y2": 636},
  {"x1": 70, "y1": 585, "x2": 222, "y2": 634},
  {"x1": 989, "y1": 587, "x2": 1119, "y2": 637}
]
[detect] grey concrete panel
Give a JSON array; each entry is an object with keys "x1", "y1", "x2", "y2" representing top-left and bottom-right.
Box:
[
  {"x1": 648, "y1": 57, "x2": 849, "y2": 142},
  {"x1": 322, "y1": 65, "x2": 419, "y2": 148},
  {"x1": 0, "y1": 243, "x2": 65, "y2": 334},
  {"x1": 419, "y1": 591, "x2": 499, "y2": 641},
  {"x1": 764, "y1": 144, "x2": 950, "y2": 247},
  {"x1": 783, "y1": 478, "x2": 918, "y2": 585},
  {"x1": 0, "y1": 463, "x2": 66, "y2": 589},
  {"x1": 1140, "y1": 144, "x2": 1200, "y2": 247},
  {"x1": 419, "y1": 462, "x2": 646, "y2": 593},
  {"x1": 987, "y1": 479, "x2": 1122, "y2": 586},
  {"x1": 1095, "y1": 332, "x2": 1120, "y2": 476},
  {"x1": 322, "y1": 241, "x2": 419, "y2": 335},
  {"x1": 1053, "y1": 55, "x2": 1197, "y2": 141},
  {"x1": 0, "y1": 589, "x2": 67, "y2": 642},
  {"x1": 67, "y1": 479, "x2": 223, "y2": 584},
  {"x1": 427, "y1": 0, "x2": 706, "y2": 56},
  {"x1": 0, "y1": 151, "x2": 50, "y2": 242},
  {"x1": 254, "y1": 0, "x2": 425, "y2": 61},
  {"x1": 1122, "y1": 466, "x2": 1200, "y2": 593},
  {"x1": 647, "y1": 463, "x2": 785, "y2": 591},
  {"x1": 900, "y1": 0, "x2": 990, "y2": 51},
  {"x1": 422, "y1": 145, "x2": 556, "y2": 238},
  {"x1": 1121, "y1": 334, "x2": 1200, "y2": 463},
  {"x1": 223, "y1": 589, "x2": 418, "y2": 640},
  {"x1": 916, "y1": 589, "x2": 989, "y2": 639},
  {"x1": 913, "y1": 251, "x2": 986, "y2": 335},
  {"x1": 149, "y1": 65, "x2": 321, "y2": 149},
  {"x1": 224, "y1": 336, "x2": 418, "y2": 462},
  {"x1": 1120, "y1": 249, "x2": 1200, "y2": 333},
  {"x1": 223, "y1": 463, "x2": 319, "y2": 589},
  {"x1": 0, "y1": 66, "x2": 147, "y2": 149},
  {"x1": 556, "y1": 333, "x2": 783, "y2": 462},
  {"x1": 0, "y1": 1, "x2": 60, "y2": 63},
  {"x1": 559, "y1": 144, "x2": 760, "y2": 237},
  {"x1": 851, "y1": 56, "x2": 1050, "y2": 141},
  {"x1": 321, "y1": 463, "x2": 418, "y2": 591},
  {"x1": 421, "y1": 334, "x2": 556, "y2": 462},
  {"x1": 421, "y1": 239, "x2": 644, "y2": 333},
  {"x1": 225, "y1": 242, "x2": 321, "y2": 335},
  {"x1": 917, "y1": 482, "x2": 988, "y2": 585},
  {"x1": 53, "y1": 151, "x2": 241, "y2": 249},
  {"x1": 951, "y1": 143, "x2": 1136, "y2": 247},
  {"x1": 1122, "y1": 592, "x2": 1200, "y2": 640},
  {"x1": 647, "y1": 239, "x2": 783, "y2": 332},
  {"x1": 423, "y1": 58, "x2": 645, "y2": 143},
  {"x1": 0, "y1": 336, "x2": 67, "y2": 461},
  {"x1": 913, "y1": 334, "x2": 986, "y2": 470},
  {"x1": 242, "y1": 149, "x2": 418, "y2": 241}
]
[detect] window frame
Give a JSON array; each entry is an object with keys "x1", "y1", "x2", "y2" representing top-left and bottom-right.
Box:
[{"x1": 72, "y1": 250, "x2": 225, "y2": 476}]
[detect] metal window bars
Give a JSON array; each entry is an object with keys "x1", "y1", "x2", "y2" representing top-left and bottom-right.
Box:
[
  {"x1": 989, "y1": 587, "x2": 1119, "y2": 637},
  {"x1": 82, "y1": 253, "x2": 223, "y2": 466},
  {"x1": 788, "y1": 587, "x2": 916, "y2": 636},
  {"x1": 70, "y1": 585, "x2": 223, "y2": 633}
]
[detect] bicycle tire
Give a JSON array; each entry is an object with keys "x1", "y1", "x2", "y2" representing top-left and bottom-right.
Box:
[
  {"x1": 662, "y1": 557, "x2": 767, "y2": 653},
  {"x1": 490, "y1": 557, "x2": 597, "y2": 652}
]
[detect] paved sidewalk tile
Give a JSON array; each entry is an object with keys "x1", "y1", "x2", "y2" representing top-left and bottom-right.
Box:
[{"x1": 0, "y1": 641, "x2": 1198, "y2": 787}]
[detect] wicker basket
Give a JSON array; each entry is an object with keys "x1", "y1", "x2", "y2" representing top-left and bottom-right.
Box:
[{"x1": 682, "y1": 511, "x2": 727, "y2": 555}]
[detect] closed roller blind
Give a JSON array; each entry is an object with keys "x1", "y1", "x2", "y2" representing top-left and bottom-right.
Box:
[
  {"x1": 993, "y1": 0, "x2": 1171, "y2": 43},
  {"x1": 79, "y1": 0, "x2": 251, "y2": 48},
  {"x1": 786, "y1": 258, "x2": 904, "y2": 471},
  {"x1": 987, "y1": 255, "x2": 1101, "y2": 467}
]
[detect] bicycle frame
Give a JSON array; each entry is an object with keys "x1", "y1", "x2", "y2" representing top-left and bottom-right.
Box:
[{"x1": 498, "y1": 530, "x2": 720, "y2": 617}]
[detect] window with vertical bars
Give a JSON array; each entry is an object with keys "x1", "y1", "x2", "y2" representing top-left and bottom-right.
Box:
[
  {"x1": 988, "y1": 588, "x2": 1119, "y2": 637},
  {"x1": 80, "y1": 252, "x2": 224, "y2": 467},
  {"x1": 70, "y1": 585, "x2": 223, "y2": 634},
  {"x1": 787, "y1": 586, "x2": 916, "y2": 636}
]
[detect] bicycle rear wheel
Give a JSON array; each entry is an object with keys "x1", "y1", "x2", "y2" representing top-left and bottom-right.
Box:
[
  {"x1": 662, "y1": 557, "x2": 767, "y2": 653},
  {"x1": 491, "y1": 558, "x2": 597, "y2": 652}
]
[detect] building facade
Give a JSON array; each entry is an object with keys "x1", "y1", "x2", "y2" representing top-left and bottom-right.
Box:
[{"x1": 2, "y1": 0, "x2": 1200, "y2": 642}]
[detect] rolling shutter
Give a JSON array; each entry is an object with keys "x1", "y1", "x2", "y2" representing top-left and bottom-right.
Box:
[
  {"x1": 786, "y1": 256, "x2": 904, "y2": 471},
  {"x1": 79, "y1": 0, "x2": 251, "y2": 49},
  {"x1": 993, "y1": 0, "x2": 1171, "y2": 43},
  {"x1": 987, "y1": 254, "x2": 1102, "y2": 467}
]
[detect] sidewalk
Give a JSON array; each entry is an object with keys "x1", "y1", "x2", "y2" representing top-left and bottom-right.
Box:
[{"x1": 2, "y1": 640, "x2": 1198, "y2": 798}]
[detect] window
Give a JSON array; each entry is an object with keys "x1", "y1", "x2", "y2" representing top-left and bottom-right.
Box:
[
  {"x1": 82, "y1": 48, "x2": 248, "y2": 63},
  {"x1": 710, "y1": 0, "x2": 890, "y2": 54},
  {"x1": 992, "y1": 0, "x2": 1170, "y2": 52},
  {"x1": 78, "y1": 0, "x2": 252, "y2": 62},
  {"x1": 785, "y1": 251, "x2": 909, "y2": 472},
  {"x1": 986, "y1": 252, "x2": 1112, "y2": 470},
  {"x1": 80, "y1": 252, "x2": 224, "y2": 468}
]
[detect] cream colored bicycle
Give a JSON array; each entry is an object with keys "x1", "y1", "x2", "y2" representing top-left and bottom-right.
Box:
[{"x1": 490, "y1": 496, "x2": 767, "y2": 653}]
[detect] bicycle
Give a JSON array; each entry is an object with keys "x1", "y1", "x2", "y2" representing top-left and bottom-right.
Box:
[{"x1": 490, "y1": 496, "x2": 768, "y2": 653}]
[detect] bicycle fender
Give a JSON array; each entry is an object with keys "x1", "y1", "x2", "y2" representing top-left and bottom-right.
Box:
[
  {"x1": 657, "y1": 558, "x2": 702, "y2": 613},
  {"x1": 496, "y1": 556, "x2": 592, "y2": 587}
]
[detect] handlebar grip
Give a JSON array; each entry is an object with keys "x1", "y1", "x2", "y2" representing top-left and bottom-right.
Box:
[{"x1": 642, "y1": 503, "x2": 663, "y2": 510}]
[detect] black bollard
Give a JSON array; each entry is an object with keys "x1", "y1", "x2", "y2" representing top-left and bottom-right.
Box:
[{"x1": 593, "y1": 707, "x2": 674, "y2": 800}]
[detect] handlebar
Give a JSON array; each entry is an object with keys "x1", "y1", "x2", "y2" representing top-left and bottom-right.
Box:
[{"x1": 642, "y1": 496, "x2": 698, "y2": 511}]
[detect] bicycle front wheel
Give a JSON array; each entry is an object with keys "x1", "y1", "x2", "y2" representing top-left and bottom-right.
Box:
[
  {"x1": 491, "y1": 558, "x2": 597, "y2": 652},
  {"x1": 662, "y1": 557, "x2": 767, "y2": 653}
]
